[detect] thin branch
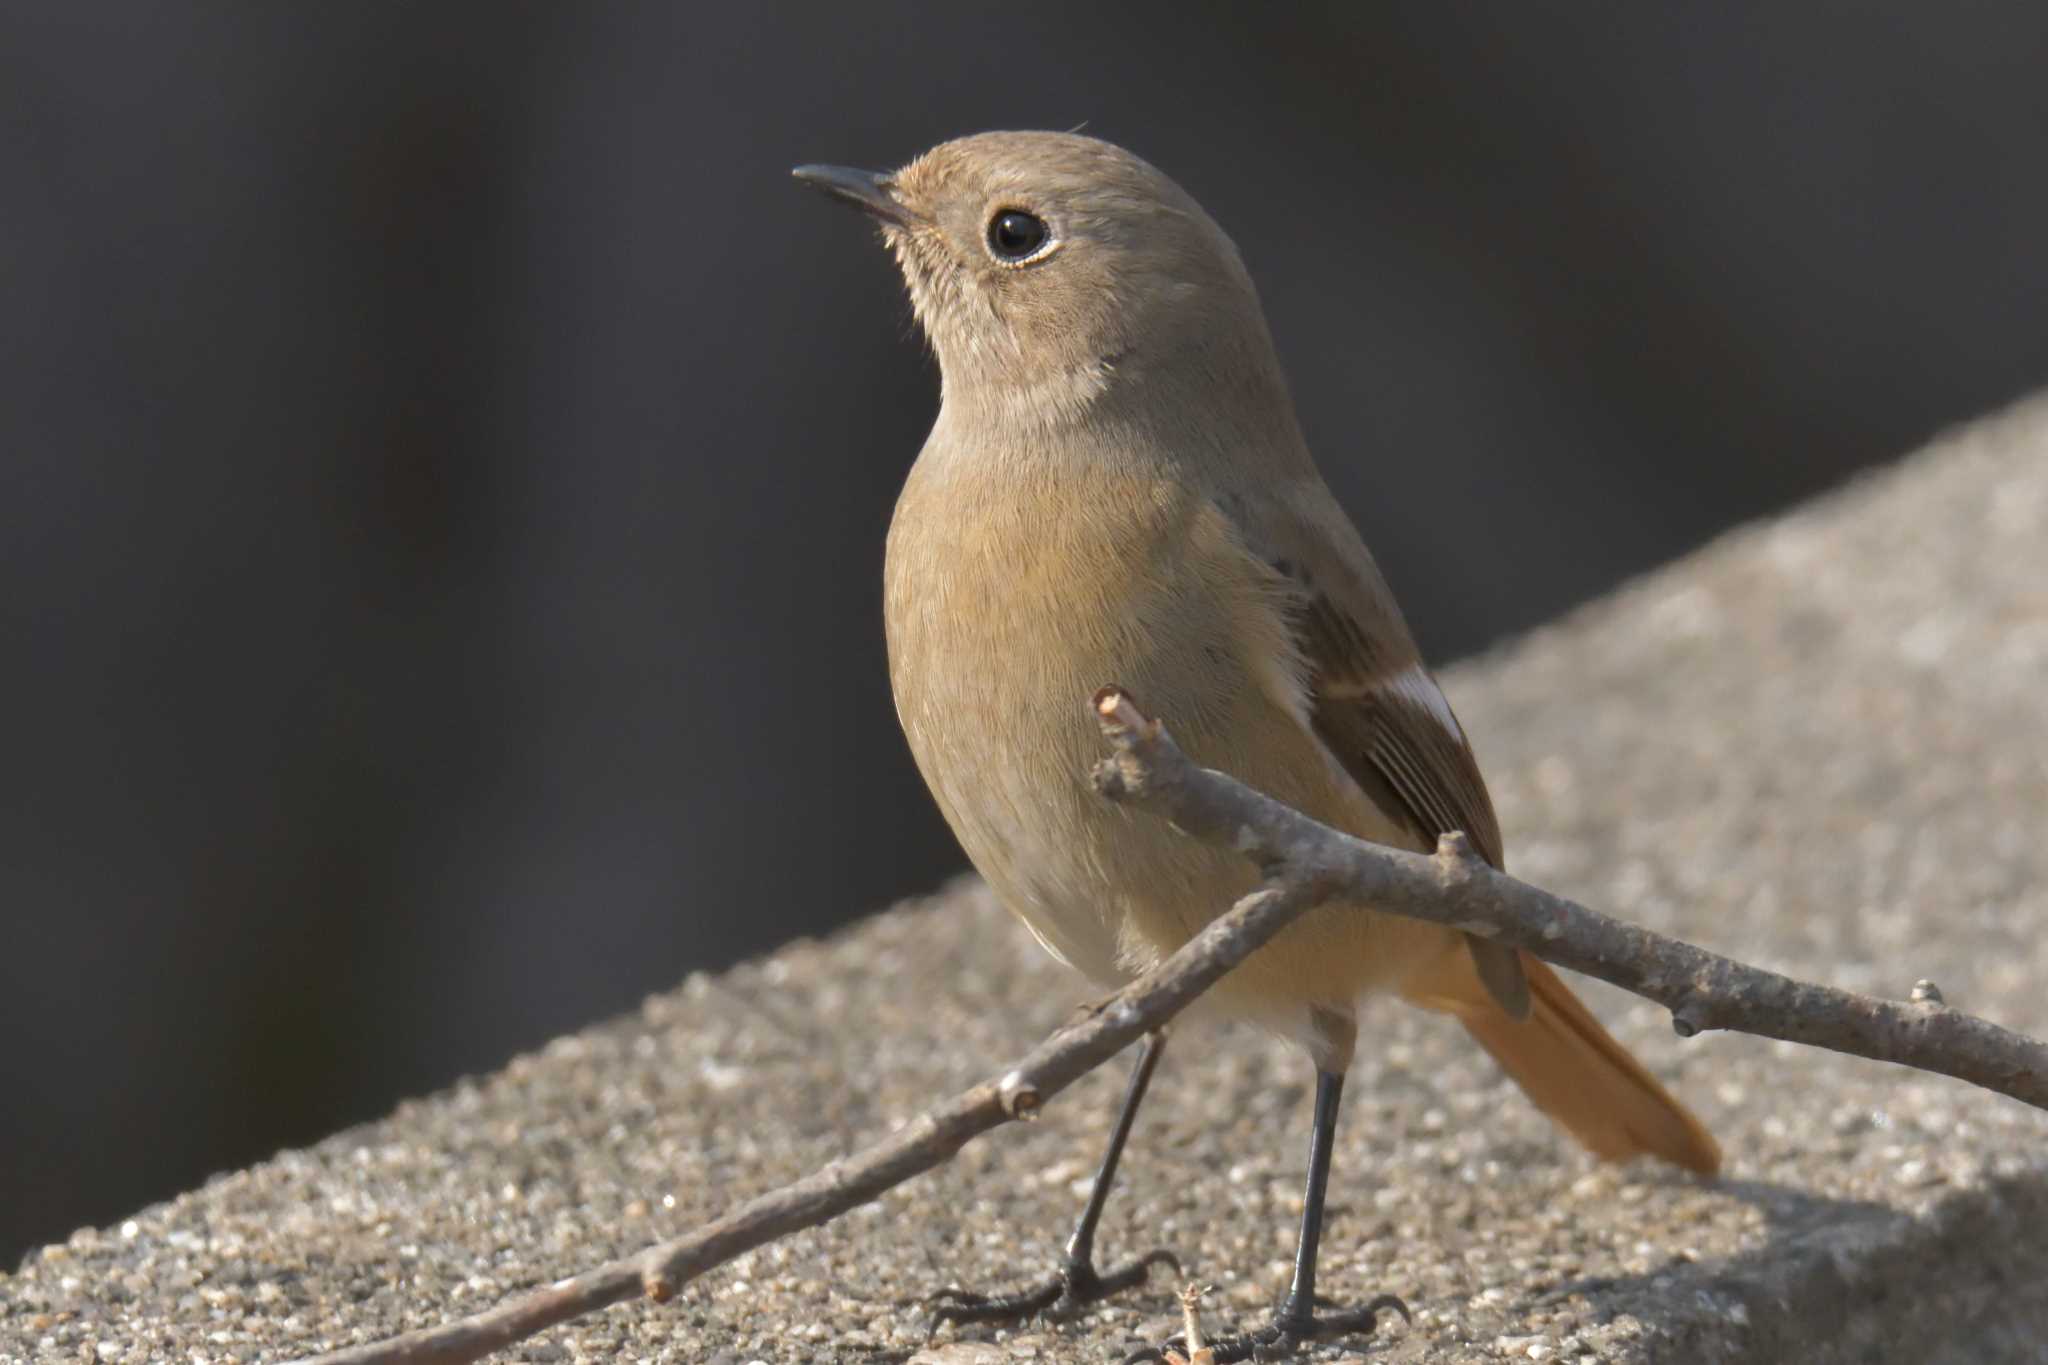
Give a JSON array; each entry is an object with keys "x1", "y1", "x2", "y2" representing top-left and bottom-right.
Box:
[
  {"x1": 293, "y1": 687, "x2": 2047, "y2": 1365},
  {"x1": 1089, "y1": 687, "x2": 2048, "y2": 1108},
  {"x1": 289, "y1": 840, "x2": 1332, "y2": 1355}
]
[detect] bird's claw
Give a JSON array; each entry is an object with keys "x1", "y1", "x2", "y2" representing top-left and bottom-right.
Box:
[
  {"x1": 924, "y1": 1249, "x2": 1182, "y2": 1330},
  {"x1": 1119, "y1": 1292, "x2": 1410, "y2": 1363}
]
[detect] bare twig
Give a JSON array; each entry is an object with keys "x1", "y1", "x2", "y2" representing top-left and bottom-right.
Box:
[
  {"x1": 287, "y1": 695, "x2": 1334, "y2": 1363},
  {"x1": 1089, "y1": 687, "x2": 2048, "y2": 1108},
  {"x1": 293, "y1": 688, "x2": 2047, "y2": 1364}
]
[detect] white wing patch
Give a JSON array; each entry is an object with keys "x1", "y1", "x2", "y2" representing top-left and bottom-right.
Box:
[{"x1": 1388, "y1": 663, "x2": 1466, "y2": 742}]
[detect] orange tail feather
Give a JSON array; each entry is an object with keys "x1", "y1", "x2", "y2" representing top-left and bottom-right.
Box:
[{"x1": 1402, "y1": 950, "x2": 1720, "y2": 1174}]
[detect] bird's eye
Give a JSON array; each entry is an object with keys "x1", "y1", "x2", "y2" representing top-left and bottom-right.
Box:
[{"x1": 987, "y1": 209, "x2": 1051, "y2": 262}]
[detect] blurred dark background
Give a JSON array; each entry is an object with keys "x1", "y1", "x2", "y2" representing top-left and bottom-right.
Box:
[{"x1": 5, "y1": 1, "x2": 2046, "y2": 1265}]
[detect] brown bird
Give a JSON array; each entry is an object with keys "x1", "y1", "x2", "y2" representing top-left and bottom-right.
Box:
[{"x1": 794, "y1": 131, "x2": 1717, "y2": 1362}]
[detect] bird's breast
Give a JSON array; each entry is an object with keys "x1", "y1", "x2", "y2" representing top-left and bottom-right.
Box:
[
  {"x1": 884, "y1": 452, "x2": 1274, "y2": 788},
  {"x1": 882, "y1": 448, "x2": 1309, "y2": 980},
  {"x1": 881, "y1": 439, "x2": 1456, "y2": 1034}
]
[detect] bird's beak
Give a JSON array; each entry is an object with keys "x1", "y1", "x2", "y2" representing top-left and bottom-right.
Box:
[{"x1": 790, "y1": 164, "x2": 916, "y2": 227}]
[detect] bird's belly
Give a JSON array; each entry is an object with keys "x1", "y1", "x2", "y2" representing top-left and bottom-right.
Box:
[
  {"x1": 891, "y1": 593, "x2": 1180, "y2": 987},
  {"x1": 884, "y1": 482, "x2": 1454, "y2": 1019}
]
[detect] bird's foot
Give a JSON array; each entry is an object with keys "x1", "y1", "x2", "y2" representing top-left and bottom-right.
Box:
[
  {"x1": 1120, "y1": 1291, "x2": 1410, "y2": 1364},
  {"x1": 924, "y1": 1249, "x2": 1181, "y2": 1329}
]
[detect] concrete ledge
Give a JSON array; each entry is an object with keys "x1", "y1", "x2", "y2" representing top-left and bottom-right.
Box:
[{"x1": 7, "y1": 397, "x2": 2048, "y2": 1363}]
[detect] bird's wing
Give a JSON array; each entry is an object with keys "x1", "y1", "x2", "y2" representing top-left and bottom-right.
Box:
[{"x1": 1225, "y1": 481, "x2": 1529, "y2": 1017}]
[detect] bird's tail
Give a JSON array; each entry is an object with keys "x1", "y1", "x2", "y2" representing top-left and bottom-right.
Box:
[{"x1": 1400, "y1": 948, "x2": 1720, "y2": 1174}]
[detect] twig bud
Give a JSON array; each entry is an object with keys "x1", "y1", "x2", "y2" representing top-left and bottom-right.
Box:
[{"x1": 997, "y1": 1069, "x2": 1041, "y2": 1119}]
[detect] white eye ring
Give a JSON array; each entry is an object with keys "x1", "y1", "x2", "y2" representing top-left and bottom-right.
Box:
[{"x1": 985, "y1": 208, "x2": 1059, "y2": 267}]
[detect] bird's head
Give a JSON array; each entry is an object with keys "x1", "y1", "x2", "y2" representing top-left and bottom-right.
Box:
[{"x1": 795, "y1": 131, "x2": 1280, "y2": 428}]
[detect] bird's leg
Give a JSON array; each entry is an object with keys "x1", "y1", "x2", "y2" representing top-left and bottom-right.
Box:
[
  {"x1": 1122, "y1": 1069, "x2": 1409, "y2": 1364},
  {"x1": 927, "y1": 1030, "x2": 1179, "y2": 1327}
]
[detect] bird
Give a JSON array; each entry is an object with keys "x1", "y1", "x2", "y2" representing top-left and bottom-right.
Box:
[{"x1": 793, "y1": 131, "x2": 1718, "y2": 1362}]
